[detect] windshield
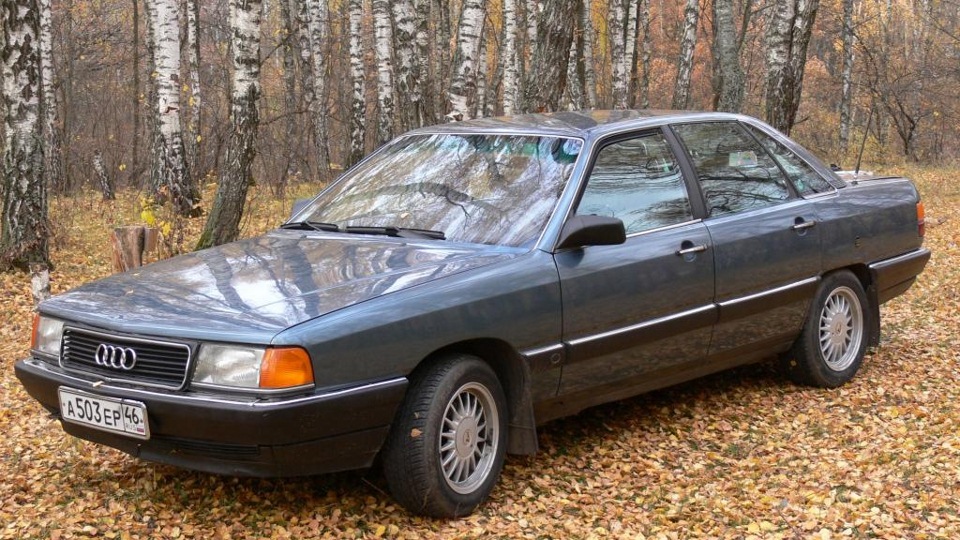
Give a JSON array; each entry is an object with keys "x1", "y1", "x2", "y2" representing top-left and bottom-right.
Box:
[{"x1": 295, "y1": 133, "x2": 582, "y2": 247}]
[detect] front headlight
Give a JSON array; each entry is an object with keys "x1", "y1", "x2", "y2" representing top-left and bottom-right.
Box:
[
  {"x1": 31, "y1": 315, "x2": 64, "y2": 358},
  {"x1": 193, "y1": 344, "x2": 314, "y2": 390}
]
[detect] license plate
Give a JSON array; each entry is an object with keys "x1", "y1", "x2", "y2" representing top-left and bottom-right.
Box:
[{"x1": 58, "y1": 387, "x2": 150, "y2": 440}]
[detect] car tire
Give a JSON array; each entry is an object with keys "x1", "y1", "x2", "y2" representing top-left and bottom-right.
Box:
[
  {"x1": 783, "y1": 270, "x2": 870, "y2": 388},
  {"x1": 382, "y1": 355, "x2": 508, "y2": 518}
]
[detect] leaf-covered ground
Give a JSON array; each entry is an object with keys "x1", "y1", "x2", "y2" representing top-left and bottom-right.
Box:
[{"x1": 2, "y1": 168, "x2": 958, "y2": 539}]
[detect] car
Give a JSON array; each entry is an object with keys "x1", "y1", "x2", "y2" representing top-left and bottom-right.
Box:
[{"x1": 16, "y1": 110, "x2": 930, "y2": 517}]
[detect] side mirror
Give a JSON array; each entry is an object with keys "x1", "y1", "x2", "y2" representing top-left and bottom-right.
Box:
[
  {"x1": 556, "y1": 215, "x2": 626, "y2": 250},
  {"x1": 289, "y1": 198, "x2": 312, "y2": 220}
]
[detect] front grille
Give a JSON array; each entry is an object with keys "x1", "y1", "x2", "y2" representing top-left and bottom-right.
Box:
[{"x1": 61, "y1": 327, "x2": 192, "y2": 389}]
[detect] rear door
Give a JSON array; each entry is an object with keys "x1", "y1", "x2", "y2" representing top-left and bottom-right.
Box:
[
  {"x1": 670, "y1": 121, "x2": 822, "y2": 360},
  {"x1": 554, "y1": 129, "x2": 715, "y2": 402}
]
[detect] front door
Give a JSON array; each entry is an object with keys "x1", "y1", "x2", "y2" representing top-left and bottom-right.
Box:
[{"x1": 553, "y1": 130, "x2": 716, "y2": 405}]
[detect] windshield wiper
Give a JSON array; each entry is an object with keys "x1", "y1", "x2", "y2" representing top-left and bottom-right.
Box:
[
  {"x1": 280, "y1": 221, "x2": 340, "y2": 232},
  {"x1": 344, "y1": 225, "x2": 445, "y2": 240}
]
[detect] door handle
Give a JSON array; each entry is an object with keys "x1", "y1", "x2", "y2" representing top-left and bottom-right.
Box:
[
  {"x1": 792, "y1": 220, "x2": 817, "y2": 231},
  {"x1": 675, "y1": 244, "x2": 708, "y2": 256}
]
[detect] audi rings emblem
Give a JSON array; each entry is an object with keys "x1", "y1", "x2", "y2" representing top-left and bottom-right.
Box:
[{"x1": 94, "y1": 344, "x2": 138, "y2": 371}]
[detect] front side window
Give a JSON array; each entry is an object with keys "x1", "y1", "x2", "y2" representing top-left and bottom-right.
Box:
[
  {"x1": 576, "y1": 131, "x2": 693, "y2": 234},
  {"x1": 672, "y1": 122, "x2": 792, "y2": 217},
  {"x1": 297, "y1": 134, "x2": 582, "y2": 247}
]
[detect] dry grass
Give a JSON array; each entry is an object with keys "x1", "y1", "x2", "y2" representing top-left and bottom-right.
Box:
[{"x1": 1, "y1": 168, "x2": 958, "y2": 539}]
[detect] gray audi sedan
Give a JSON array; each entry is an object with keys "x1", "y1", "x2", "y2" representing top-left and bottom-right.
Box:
[{"x1": 17, "y1": 110, "x2": 929, "y2": 517}]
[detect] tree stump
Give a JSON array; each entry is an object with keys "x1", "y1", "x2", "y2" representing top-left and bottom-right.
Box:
[{"x1": 111, "y1": 226, "x2": 160, "y2": 273}]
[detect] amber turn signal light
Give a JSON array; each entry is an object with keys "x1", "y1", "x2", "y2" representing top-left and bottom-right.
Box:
[
  {"x1": 30, "y1": 314, "x2": 40, "y2": 350},
  {"x1": 917, "y1": 201, "x2": 925, "y2": 238},
  {"x1": 260, "y1": 347, "x2": 314, "y2": 389}
]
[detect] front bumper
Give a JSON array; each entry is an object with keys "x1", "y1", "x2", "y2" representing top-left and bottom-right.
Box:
[{"x1": 15, "y1": 358, "x2": 407, "y2": 477}]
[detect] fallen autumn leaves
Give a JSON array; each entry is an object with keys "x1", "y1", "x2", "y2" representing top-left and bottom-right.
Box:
[{"x1": 2, "y1": 167, "x2": 958, "y2": 539}]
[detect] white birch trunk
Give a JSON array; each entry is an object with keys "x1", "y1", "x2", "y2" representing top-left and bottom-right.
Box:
[
  {"x1": 305, "y1": 0, "x2": 332, "y2": 179},
  {"x1": 638, "y1": 0, "x2": 651, "y2": 108},
  {"x1": 712, "y1": 0, "x2": 744, "y2": 112},
  {"x1": 763, "y1": 0, "x2": 795, "y2": 131},
  {"x1": 839, "y1": 0, "x2": 854, "y2": 152},
  {"x1": 448, "y1": 0, "x2": 485, "y2": 120},
  {"x1": 348, "y1": 0, "x2": 365, "y2": 163},
  {"x1": 522, "y1": 0, "x2": 577, "y2": 111},
  {"x1": 672, "y1": 0, "x2": 700, "y2": 109},
  {"x1": 197, "y1": 0, "x2": 263, "y2": 248},
  {"x1": 184, "y1": 0, "x2": 201, "y2": 175},
  {"x1": 475, "y1": 35, "x2": 488, "y2": 117},
  {"x1": 1, "y1": 0, "x2": 50, "y2": 273},
  {"x1": 565, "y1": 35, "x2": 584, "y2": 109},
  {"x1": 414, "y1": 0, "x2": 433, "y2": 123},
  {"x1": 38, "y1": 0, "x2": 62, "y2": 191},
  {"x1": 623, "y1": 0, "x2": 638, "y2": 106},
  {"x1": 524, "y1": 0, "x2": 539, "y2": 68},
  {"x1": 393, "y1": 0, "x2": 422, "y2": 129},
  {"x1": 373, "y1": 0, "x2": 395, "y2": 142},
  {"x1": 581, "y1": 0, "x2": 597, "y2": 108},
  {"x1": 503, "y1": 0, "x2": 521, "y2": 115},
  {"x1": 610, "y1": 0, "x2": 627, "y2": 107},
  {"x1": 786, "y1": 0, "x2": 819, "y2": 128},
  {"x1": 147, "y1": 0, "x2": 193, "y2": 214}
]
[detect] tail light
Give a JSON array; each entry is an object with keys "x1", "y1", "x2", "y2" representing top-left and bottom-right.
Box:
[{"x1": 917, "y1": 201, "x2": 925, "y2": 238}]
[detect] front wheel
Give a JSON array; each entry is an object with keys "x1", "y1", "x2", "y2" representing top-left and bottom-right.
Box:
[
  {"x1": 783, "y1": 270, "x2": 870, "y2": 388},
  {"x1": 382, "y1": 355, "x2": 507, "y2": 517}
]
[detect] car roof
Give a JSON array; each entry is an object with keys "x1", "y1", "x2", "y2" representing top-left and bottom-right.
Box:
[{"x1": 407, "y1": 110, "x2": 753, "y2": 139}]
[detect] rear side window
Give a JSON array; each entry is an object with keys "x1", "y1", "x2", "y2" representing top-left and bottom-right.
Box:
[
  {"x1": 743, "y1": 124, "x2": 835, "y2": 196},
  {"x1": 672, "y1": 122, "x2": 792, "y2": 217},
  {"x1": 576, "y1": 131, "x2": 693, "y2": 234}
]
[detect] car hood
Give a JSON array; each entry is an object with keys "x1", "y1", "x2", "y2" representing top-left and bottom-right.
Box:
[{"x1": 41, "y1": 230, "x2": 517, "y2": 342}]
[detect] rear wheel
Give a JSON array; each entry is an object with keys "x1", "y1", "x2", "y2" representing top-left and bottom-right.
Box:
[
  {"x1": 382, "y1": 355, "x2": 507, "y2": 517},
  {"x1": 783, "y1": 270, "x2": 870, "y2": 388}
]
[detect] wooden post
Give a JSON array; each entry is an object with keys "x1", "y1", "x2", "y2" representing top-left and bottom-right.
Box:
[
  {"x1": 111, "y1": 225, "x2": 162, "y2": 272},
  {"x1": 111, "y1": 226, "x2": 145, "y2": 272}
]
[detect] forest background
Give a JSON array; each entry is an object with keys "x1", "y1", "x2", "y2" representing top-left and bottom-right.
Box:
[
  {"x1": 1, "y1": 0, "x2": 959, "y2": 537},
  {"x1": 1, "y1": 0, "x2": 958, "y2": 277}
]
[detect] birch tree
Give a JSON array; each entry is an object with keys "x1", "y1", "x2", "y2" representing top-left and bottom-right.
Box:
[
  {"x1": 503, "y1": 0, "x2": 521, "y2": 114},
  {"x1": 184, "y1": 0, "x2": 201, "y2": 176},
  {"x1": 565, "y1": 21, "x2": 585, "y2": 109},
  {"x1": 1, "y1": 0, "x2": 49, "y2": 281},
  {"x1": 415, "y1": 0, "x2": 434, "y2": 124},
  {"x1": 373, "y1": 0, "x2": 395, "y2": 141},
  {"x1": 610, "y1": 0, "x2": 627, "y2": 107},
  {"x1": 279, "y1": 0, "x2": 298, "y2": 191},
  {"x1": 393, "y1": 0, "x2": 422, "y2": 130},
  {"x1": 347, "y1": 0, "x2": 365, "y2": 163},
  {"x1": 522, "y1": 0, "x2": 578, "y2": 112},
  {"x1": 196, "y1": 0, "x2": 264, "y2": 248},
  {"x1": 448, "y1": 0, "x2": 485, "y2": 120},
  {"x1": 764, "y1": 0, "x2": 820, "y2": 134},
  {"x1": 147, "y1": 0, "x2": 196, "y2": 215},
  {"x1": 839, "y1": 0, "x2": 855, "y2": 153},
  {"x1": 711, "y1": 0, "x2": 745, "y2": 112},
  {"x1": 131, "y1": 0, "x2": 142, "y2": 182},
  {"x1": 38, "y1": 0, "x2": 62, "y2": 191},
  {"x1": 305, "y1": 0, "x2": 332, "y2": 180},
  {"x1": 623, "y1": 0, "x2": 639, "y2": 107},
  {"x1": 581, "y1": 0, "x2": 597, "y2": 108},
  {"x1": 672, "y1": 0, "x2": 701, "y2": 109},
  {"x1": 638, "y1": 0, "x2": 652, "y2": 107}
]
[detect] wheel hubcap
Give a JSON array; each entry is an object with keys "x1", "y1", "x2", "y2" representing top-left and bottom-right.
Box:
[
  {"x1": 439, "y1": 382, "x2": 499, "y2": 494},
  {"x1": 818, "y1": 286, "x2": 864, "y2": 371}
]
